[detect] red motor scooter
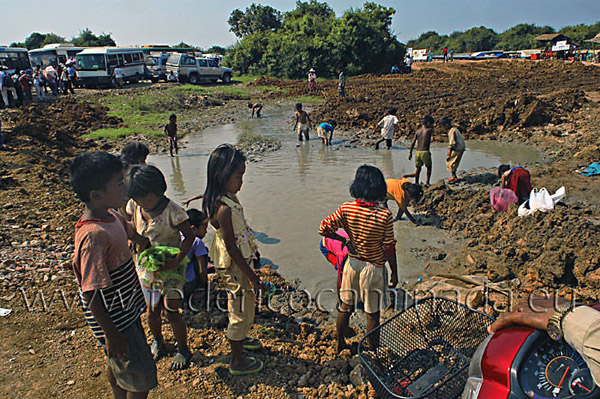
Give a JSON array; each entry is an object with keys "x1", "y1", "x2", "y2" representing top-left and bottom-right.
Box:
[{"x1": 359, "y1": 297, "x2": 599, "y2": 399}]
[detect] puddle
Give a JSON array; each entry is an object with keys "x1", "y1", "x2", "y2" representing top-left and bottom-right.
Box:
[{"x1": 147, "y1": 104, "x2": 539, "y2": 310}]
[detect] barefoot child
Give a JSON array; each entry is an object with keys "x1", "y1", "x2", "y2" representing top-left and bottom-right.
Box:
[
  {"x1": 317, "y1": 121, "x2": 336, "y2": 145},
  {"x1": 319, "y1": 165, "x2": 398, "y2": 353},
  {"x1": 182, "y1": 209, "x2": 209, "y2": 303},
  {"x1": 439, "y1": 117, "x2": 465, "y2": 183},
  {"x1": 374, "y1": 108, "x2": 399, "y2": 150},
  {"x1": 409, "y1": 115, "x2": 434, "y2": 185},
  {"x1": 248, "y1": 102, "x2": 263, "y2": 118},
  {"x1": 293, "y1": 102, "x2": 313, "y2": 142},
  {"x1": 164, "y1": 114, "x2": 178, "y2": 157},
  {"x1": 126, "y1": 164, "x2": 195, "y2": 370},
  {"x1": 69, "y1": 151, "x2": 157, "y2": 398},
  {"x1": 385, "y1": 178, "x2": 424, "y2": 224},
  {"x1": 203, "y1": 144, "x2": 265, "y2": 375}
]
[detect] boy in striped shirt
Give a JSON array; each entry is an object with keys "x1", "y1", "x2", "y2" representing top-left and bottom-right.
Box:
[
  {"x1": 319, "y1": 165, "x2": 398, "y2": 353},
  {"x1": 70, "y1": 151, "x2": 157, "y2": 398}
]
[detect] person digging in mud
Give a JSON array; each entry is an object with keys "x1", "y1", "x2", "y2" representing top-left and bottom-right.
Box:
[
  {"x1": 385, "y1": 178, "x2": 424, "y2": 224},
  {"x1": 294, "y1": 102, "x2": 313, "y2": 142},
  {"x1": 126, "y1": 165, "x2": 195, "y2": 370},
  {"x1": 498, "y1": 164, "x2": 532, "y2": 204},
  {"x1": 248, "y1": 102, "x2": 263, "y2": 118},
  {"x1": 409, "y1": 115, "x2": 434, "y2": 186},
  {"x1": 374, "y1": 108, "x2": 399, "y2": 150},
  {"x1": 319, "y1": 165, "x2": 398, "y2": 354},
  {"x1": 203, "y1": 144, "x2": 265, "y2": 376},
  {"x1": 317, "y1": 121, "x2": 336, "y2": 145},
  {"x1": 69, "y1": 151, "x2": 157, "y2": 399},
  {"x1": 164, "y1": 113, "x2": 179, "y2": 157},
  {"x1": 439, "y1": 117, "x2": 465, "y2": 183}
]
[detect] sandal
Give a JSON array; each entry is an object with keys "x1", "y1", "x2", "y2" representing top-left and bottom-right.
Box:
[
  {"x1": 242, "y1": 337, "x2": 263, "y2": 351},
  {"x1": 229, "y1": 357, "x2": 264, "y2": 376},
  {"x1": 151, "y1": 339, "x2": 165, "y2": 361}
]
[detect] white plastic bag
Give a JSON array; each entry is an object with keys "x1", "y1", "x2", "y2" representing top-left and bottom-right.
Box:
[{"x1": 518, "y1": 186, "x2": 565, "y2": 217}]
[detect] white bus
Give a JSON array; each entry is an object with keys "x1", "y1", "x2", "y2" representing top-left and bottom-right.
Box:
[
  {"x1": 29, "y1": 43, "x2": 86, "y2": 68},
  {"x1": 0, "y1": 46, "x2": 31, "y2": 73},
  {"x1": 75, "y1": 47, "x2": 145, "y2": 88}
]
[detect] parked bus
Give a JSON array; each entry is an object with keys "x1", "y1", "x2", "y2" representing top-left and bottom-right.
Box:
[
  {"x1": 0, "y1": 46, "x2": 31, "y2": 73},
  {"x1": 76, "y1": 47, "x2": 145, "y2": 88},
  {"x1": 28, "y1": 43, "x2": 85, "y2": 68},
  {"x1": 141, "y1": 45, "x2": 196, "y2": 56}
]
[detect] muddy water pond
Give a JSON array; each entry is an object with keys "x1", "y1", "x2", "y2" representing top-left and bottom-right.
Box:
[{"x1": 147, "y1": 104, "x2": 539, "y2": 311}]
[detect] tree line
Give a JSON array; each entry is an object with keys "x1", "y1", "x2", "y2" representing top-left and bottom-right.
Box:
[
  {"x1": 10, "y1": 29, "x2": 117, "y2": 49},
  {"x1": 225, "y1": 1, "x2": 404, "y2": 79},
  {"x1": 407, "y1": 22, "x2": 600, "y2": 53}
]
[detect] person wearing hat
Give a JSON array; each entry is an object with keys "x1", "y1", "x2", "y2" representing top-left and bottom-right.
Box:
[{"x1": 308, "y1": 68, "x2": 317, "y2": 90}]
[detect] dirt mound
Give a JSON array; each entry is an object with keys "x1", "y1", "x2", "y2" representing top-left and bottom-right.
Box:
[
  {"x1": 263, "y1": 61, "x2": 600, "y2": 145},
  {"x1": 416, "y1": 182, "x2": 600, "y2": 300}
]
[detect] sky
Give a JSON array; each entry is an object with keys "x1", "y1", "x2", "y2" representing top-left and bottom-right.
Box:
[{"x1": 1, "y1": 0, "x2": 599, "y2": 49}]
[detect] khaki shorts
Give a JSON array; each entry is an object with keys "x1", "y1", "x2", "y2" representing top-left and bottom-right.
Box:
[
  {"x1": 142, "y1": 279, "x2": 185, "y2": 309},
  {"x1": 219, "y1": 264, "x2": 256, "y2": 341},
  {"x1": 297, "y1": 123, "x2": 309, "y2": 135},
  {"x1": 446, "y1": 150, "x2": 464, "y2": 173},
  {"x1": 104, "y1": 319, "x2": 158, "y2": 393},
  {"x1": 317, "y1": 126, "x2": 327, "y2": 139},
  {"x1": 340, "y1": 258, "x2": 388, "y2": 314},
  {"x1": 415, "y1": 151, "x2": 432, "y2": 168}
]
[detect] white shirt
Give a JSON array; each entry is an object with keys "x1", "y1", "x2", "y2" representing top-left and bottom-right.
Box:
[
  {"x1": 378, "y1": 115, "x2": 399, "y2": 139},
  {"x1": 114, "y1": 68, "x2": 124, "y2": 79}
]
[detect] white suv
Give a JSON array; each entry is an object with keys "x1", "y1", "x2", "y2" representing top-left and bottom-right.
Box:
[{"x1": 166, "y1": 53, "x2": 233, "y2": 84}]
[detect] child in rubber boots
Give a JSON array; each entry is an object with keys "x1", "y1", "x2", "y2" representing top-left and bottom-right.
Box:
[
  {"x1": 319, "y1": 165, "x2": 398, "y2": 354},
  {"x1": 69, "y1": 151, "x2": 157, "y2": 398},
  {"x1": 203, "y1": 144, "x2": 265, "y2": 376},
  {"x1": 182, "y1": 209, "x2": 210, "y2": 306},
  {"x1": 126, "y1": 164, "x2": 195, "y2": 370}
]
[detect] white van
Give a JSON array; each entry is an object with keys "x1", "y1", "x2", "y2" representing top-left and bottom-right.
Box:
[
  {"x1": 29, "y1": 43, "x2": 86, "y2": 68},
  {"x1": 75, "y1": 47, "x2": 145, "y2": 88}
]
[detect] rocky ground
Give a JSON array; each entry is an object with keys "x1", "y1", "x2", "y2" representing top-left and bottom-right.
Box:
[{"x1": 1, "y1": 61, "x2": 599, "y2": 398}]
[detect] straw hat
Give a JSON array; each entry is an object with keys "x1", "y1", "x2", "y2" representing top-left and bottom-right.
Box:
[{"x1": 309, "y1": 68, "x2": 315, "y2": 72}]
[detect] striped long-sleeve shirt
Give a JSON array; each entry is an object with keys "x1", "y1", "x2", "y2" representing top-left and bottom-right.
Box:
[{"x1": 318, "y1": 200, "x2": 396, "y2": 267}]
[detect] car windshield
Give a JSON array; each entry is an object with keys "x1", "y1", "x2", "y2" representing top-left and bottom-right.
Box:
[{"x1": 76, "y1": 54, "x2": 106, "y2": 71}]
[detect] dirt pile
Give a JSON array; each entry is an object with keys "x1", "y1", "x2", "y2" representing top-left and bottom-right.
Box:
[
  {"x1": 416, "y1": 182, "x2": 600, "y2": 301},
  {"x1": 265, "y1": 61, "x2": 600, "y2": 144}
]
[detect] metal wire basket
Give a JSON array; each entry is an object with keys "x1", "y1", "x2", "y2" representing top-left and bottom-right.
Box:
[{"x1": 358, "y1": 297, "x2": 494, "y2": 399}]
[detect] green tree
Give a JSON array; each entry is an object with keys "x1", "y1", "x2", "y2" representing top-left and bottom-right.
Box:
[
  {"x1": 41, "y1": 33, "x2": 67, "y2": 47},
  {"x1": 407, "y1": 31, "x2": 448, "y2": 52},
  {"x1": 24, "y1": 32, "x2": 47, "y2": 49},
  {"x1": 559, "y1": 21, "x2": 600, "y2": 46},
  {"x1": 71, "y1": 29, "x2": 116, "y2": 47},
  {"x1": 495, "y1": 24, "x2": 555, "y2": 50},
  {"x1": 205, "y1": 45, "x2": 228, "y2": 55},
  {"x1": 228, "y1": 4, "x2": 282, "y2": 38}
]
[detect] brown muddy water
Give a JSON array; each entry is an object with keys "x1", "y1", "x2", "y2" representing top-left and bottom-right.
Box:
[{"x1": 147, "y1": 104, "x2": 539, "y2": 311}]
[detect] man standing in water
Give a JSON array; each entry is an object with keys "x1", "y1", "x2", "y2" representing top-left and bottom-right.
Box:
[{"x1": 409, "y1": 116, "x2": 434, "y2": 186}]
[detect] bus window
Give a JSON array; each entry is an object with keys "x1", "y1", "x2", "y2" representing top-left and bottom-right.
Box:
[
  {"x1": 76, "y1": 54, "x2": 106, "y2": 71},
  {"x1": 132, "y1": 53, "x2": 142, "y2": 62},
  {"x1": 108, "y1": 54, "x2": 118, "y2": 67},
  {"x1": 123, "y1": 53, "x2": 134, "y2": 64},
  {"x1": 117, "y1": 54, "x2": 125, "y2": 66}
]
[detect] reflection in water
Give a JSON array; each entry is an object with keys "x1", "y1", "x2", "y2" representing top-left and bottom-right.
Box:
[
  {"x1": 170, "y1": 156, "x2": 185, "y2": 197},
  {"x1": 147, "y1": 104, "x2": 541, "y2": 306}
]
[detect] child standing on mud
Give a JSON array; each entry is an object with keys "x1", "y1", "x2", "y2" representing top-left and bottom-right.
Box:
[
  {"x1": 164, "y1": 113, "x2": 179, "y2": 157},
  {"x1": 374, "y1": 108, "x2": 399, "y2": 150},
  {"x1": 203, "y1": 144, "x2": 265, "y2": 376},
  {"x1": 69, "y1": 151, "x2": 157, "y2": 398},
  {"x1": 248, "y1": 102, "x2": 263, "y2": 118},
  {"x1": 126, "y1": 164, "x2": 195, "y2": 370},
  {"x1": 319, "y1": 164, "x2": 398, "y2": 353},
  {"x1": 182, "y1": 208, "x2": 210, "y2": 303},
  {"x1": 294, "y1": 103, "x2": 313, "y2": 142},
  {"x1": 439, "y1": 117, "x2": 465, "y2": 183},
  {"x1": 409, "y1": 115, "x2": 434, "y2": 185}
]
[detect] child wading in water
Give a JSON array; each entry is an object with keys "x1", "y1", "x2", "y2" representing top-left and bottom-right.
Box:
[
  {"x1": 319, "y1": 165, "x2": 398, "y2": 353},
  {"x1": 69, "y1": 152, "x2": 157, "y2": 398},
  {"x1": 294, "y1": 102, "x2": 313, "y2": 142},
  {"x1": 203, "y1": 144, "x2": 265, "y2": 376},
  {"x1": 248, "y1": 102, "x2": 263, "y2": 118},
  {"x1": 164, "y1": 113, "x2": 179, "y2": 157},
  {"x1": 126, "y1": 165, "x2": 195, "y2": 370}
]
